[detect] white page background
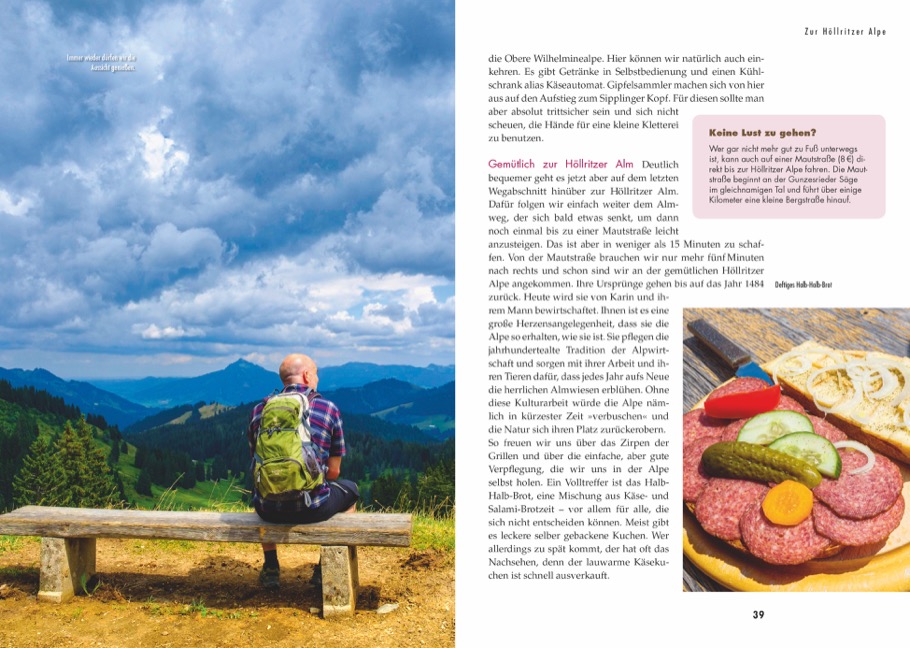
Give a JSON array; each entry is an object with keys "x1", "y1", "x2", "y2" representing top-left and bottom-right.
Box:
[{"x1": 456, "y1": 1, "x2": 907, "y2": 644}]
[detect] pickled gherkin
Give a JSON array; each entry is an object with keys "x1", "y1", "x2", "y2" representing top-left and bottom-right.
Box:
[{"x1": 701, "y1": 441, "x2": 823, "y2": 489}]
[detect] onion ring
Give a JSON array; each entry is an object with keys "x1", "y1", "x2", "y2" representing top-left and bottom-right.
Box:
[{"x1": 833, "y1": 440, "x2": 876, "y2": 475}]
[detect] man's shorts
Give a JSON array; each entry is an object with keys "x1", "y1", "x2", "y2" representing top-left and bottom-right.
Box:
[{"x1": 255, "y1": 479, "x2": 360, "y2": 524}]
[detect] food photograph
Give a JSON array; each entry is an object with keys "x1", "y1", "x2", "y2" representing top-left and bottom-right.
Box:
[{"x1": 682, "y1": 308, "x2": 910, "y2": 591}]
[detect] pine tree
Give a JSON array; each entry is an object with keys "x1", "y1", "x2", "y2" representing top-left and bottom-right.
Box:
[
  {"x1": 134, "y1": 445, "x2": 147, "y2": 469},
  {"x1": 398, "y1": 477, "x2": 414, "y2": 510},
  {"x1": 108, "y1": 438, "x2": 121, "y2": 465},
  {"x1": 57, "y1": 421, "x2": 92, "y2": 505},
  {"x1": 113, "y1": 469, "x2": 128, "y2": 504},
  {"x1": 136, "y1": 468, "x2": 153, "y2": 496},
  {"x1": 371, "y1": 472, "x2": 405, "y2": 509},
  {"x1": 211, "y1": 455, "x2": 227, "y2": 481},
  {"x1": 180, "y1": 455, "x2": 196, "y2": 489},
  {"x1": 1, "y1": 414, "x2": 41, "y2": 509},
  {"x1": 73, "y1": 418, "x2": 121, "y2": 507},
  {"x1": 38, "y1": 418, "x2": 124, "y2": 508},
  {"x1": 12, "y1": 434, "x2": 68, "y2": 506},
  {"x1": 416, "y1": 458, "x2": 455, "y2": 513}
]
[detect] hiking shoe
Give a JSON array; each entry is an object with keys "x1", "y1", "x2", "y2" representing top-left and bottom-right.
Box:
[
  {"x1": 259, "y1": 566, "x2": 280, "y2": 590},
  {"x1": 309, "y1": 563, "x2": 322, "y2": 587}
]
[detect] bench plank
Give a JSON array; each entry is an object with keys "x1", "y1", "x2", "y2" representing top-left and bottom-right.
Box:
[
  {"x1": 0, "y1": 506, "x2": 411, "y2": 547},
  {"x1": 0, "y1": 506, "x2": 412, "y2": 615}
]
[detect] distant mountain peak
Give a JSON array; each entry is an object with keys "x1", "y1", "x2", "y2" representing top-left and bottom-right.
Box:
[
  {"x1": 29, "y1": 367, "x2": 60, "y2": 381},
  {"x1": 4, "y1": 361, "x2": 452, "y2": 416},
  {"x1": 226, "y1": 359, "x2": 262, "y2": 370},
  {"x1": 0, "y1": 365, "x2": 154, "y2": 428}
]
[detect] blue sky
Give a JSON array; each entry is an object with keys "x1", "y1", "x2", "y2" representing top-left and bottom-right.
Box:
[{"x1": 0, "y1": 1, "x2": 454, "y2": 379}]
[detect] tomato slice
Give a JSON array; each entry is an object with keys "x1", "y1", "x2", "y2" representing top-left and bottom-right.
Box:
[{"x1": 703, "y1": 383, "x2": 781, "y2": 419}]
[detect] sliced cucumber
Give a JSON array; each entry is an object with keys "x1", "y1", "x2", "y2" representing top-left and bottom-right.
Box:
[
  {"x1": 736, "y1": 410, "x2": 814, "y2": 445},
  {"x1": 768, "y1": 432, "x2": 842, "y2": 479}
]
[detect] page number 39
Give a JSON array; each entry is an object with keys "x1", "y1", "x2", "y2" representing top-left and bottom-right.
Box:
[{"x1": 753, "y1": 610, "x2": 764, "y2": 619}]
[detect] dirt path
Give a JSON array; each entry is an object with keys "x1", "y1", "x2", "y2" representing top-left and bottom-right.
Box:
[{"x1": 0, "y1": 537, "x2": 454, "y2": 647}]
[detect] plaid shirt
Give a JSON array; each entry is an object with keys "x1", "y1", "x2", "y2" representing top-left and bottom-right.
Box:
[{"x1": 248, "y1": 384, "x2": 346, "y2": 511}]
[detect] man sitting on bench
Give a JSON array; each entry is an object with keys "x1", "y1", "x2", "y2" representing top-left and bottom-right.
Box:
[{"x1": 248, "y1": 353, "x2": 359, "y2": 589}]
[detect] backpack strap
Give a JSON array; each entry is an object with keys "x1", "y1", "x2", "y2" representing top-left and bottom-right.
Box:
[
  {"x1": 253, "y1": 387, "x2": 318, "y2": 439},
  {"x1": 282, "y1": 386, "x2": 319, "y2": 403}
]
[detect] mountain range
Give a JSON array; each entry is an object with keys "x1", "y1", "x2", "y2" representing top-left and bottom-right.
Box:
[
  {"x1": 0, "y1": 367, "x2": 155, "y2": 429},
  {"x1": 91, "y1": 359, "x2": 454, "y2": 408},
  {"x1": 91, "y1": 360, "x2": 280, "y2": 409},
  {"x1": 0, "y1": 360, "x2": 455, "y2": 430}
]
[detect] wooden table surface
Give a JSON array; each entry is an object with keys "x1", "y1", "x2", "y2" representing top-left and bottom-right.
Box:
[{"x1": 681, "y1": 308, "x2": 910, "y2": 591}]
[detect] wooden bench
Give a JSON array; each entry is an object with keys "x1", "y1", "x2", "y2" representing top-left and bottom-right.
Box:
[{"x1": 0, "y1": 506, "x2": 411, "y2": 618}]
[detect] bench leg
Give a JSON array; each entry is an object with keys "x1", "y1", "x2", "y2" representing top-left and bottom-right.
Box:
[
  {"x1": 37, "y1": 538, "x2": 96, "y2": 603},
  {"x1": 321, "y1": 545, "x2": 359, "y2": 618}
]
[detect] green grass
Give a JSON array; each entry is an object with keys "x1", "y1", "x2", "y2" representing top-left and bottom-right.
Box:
[
  {"x1": 373, "y1": 405, "x2": 455, "y2": 433},
  {"x1": 181, "y1": 598, "x2": 222, "y2": 618},
  {"x1": 364, "y1": 499, "x2": 455, "y2": 552},
  {"x1": 0, "y1": 535, "x2": 22, "y2": 553},
  {"x1": 79, "y1": 573, "x2": 101, "y2": 596},
  {"x1": 412, "y1": 512, "x2": 454, "y2": 551},
  {"x1": 114, "y1": 443, "x2": 247, "y2": 511},
  {"x1": 144, "y1": 477, "x2": 246, "y2": 512},
  {"x1": 405, "y1": 413, "x2": 455, "y2": 433},
  {"x1": 0, "y1": 535, "x2": 38, "y2": 553},
  {"x1": 51, "y1": 436, "x2": 455, "y2": 553},
  {"x1": 145, "y1": 600, "x2": 164, "y2": 616}
]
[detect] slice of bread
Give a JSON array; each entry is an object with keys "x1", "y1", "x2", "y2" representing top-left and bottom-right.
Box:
[{"x1": 763, "y1": 341, "x2": 910, "y2": 466}]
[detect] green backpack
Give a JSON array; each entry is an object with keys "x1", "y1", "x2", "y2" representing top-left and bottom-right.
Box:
[{"x1": 253, "y1": 391, "x2": 325, "y2": 503}]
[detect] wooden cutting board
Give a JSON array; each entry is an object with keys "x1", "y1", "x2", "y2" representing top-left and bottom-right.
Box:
[
  {"x1": 683, "y1": 314, "x2": 910, "y2": 591},
  {"x1": 683, "y1": 475, "x2": 910, "y2": 591}
]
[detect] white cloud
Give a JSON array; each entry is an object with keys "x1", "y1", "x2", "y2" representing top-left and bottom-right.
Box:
[
  {"x1": 138, "y1": 112, "x2": 189, "y2": 180},
  {"x1": 0, "y1": 0, "x2": 454, "y2": 375},
  {"x1": 135, "y1": 323, "x2": 205, "y2": 340},
  {"x1": 0, "y1": 189, "x2": 35, "y2": 217},
  {"x1": 107, "y1": 244, "x2": 453, "y2": 356},
  {"x1": 335, "y1": 188, "x2": 454, "y2": 276},
  {"x1": 140, "y1": 222, "x2": 224, "y2": 274}
]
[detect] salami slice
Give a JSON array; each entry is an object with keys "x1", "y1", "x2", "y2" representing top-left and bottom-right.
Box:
[
  {"x1": 740, "y1": 500, "x2": 833, "y2": 565},
  {"x1": 776, "y1": 395, "x2": 805, "y2": 413},
  {"x1": 813, "y1": 495, "x2": 905, "y2": 546},
  {"x1": 807, "y1": 415, "x2": 848, "y2": 443},
  {"x1": 720, "y1": 418, "x2": 747, "y2": 442},
  {"x1": 683, "y1": 408, "x2": 728, "y2": 445},
  {"x1": 694, "y1": 478, "x2": 769, "y2": 542},
  {"x1": 683, "y1": 436, "x2": 722, "y2": 503},
  {"x1": 813, "y1": 449, "x2": 902, "y2": 520}
]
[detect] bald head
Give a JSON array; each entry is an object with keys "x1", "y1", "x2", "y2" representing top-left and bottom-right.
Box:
[{"x1": 279, "y1": 353, "x2": 319, "y2": 388}]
